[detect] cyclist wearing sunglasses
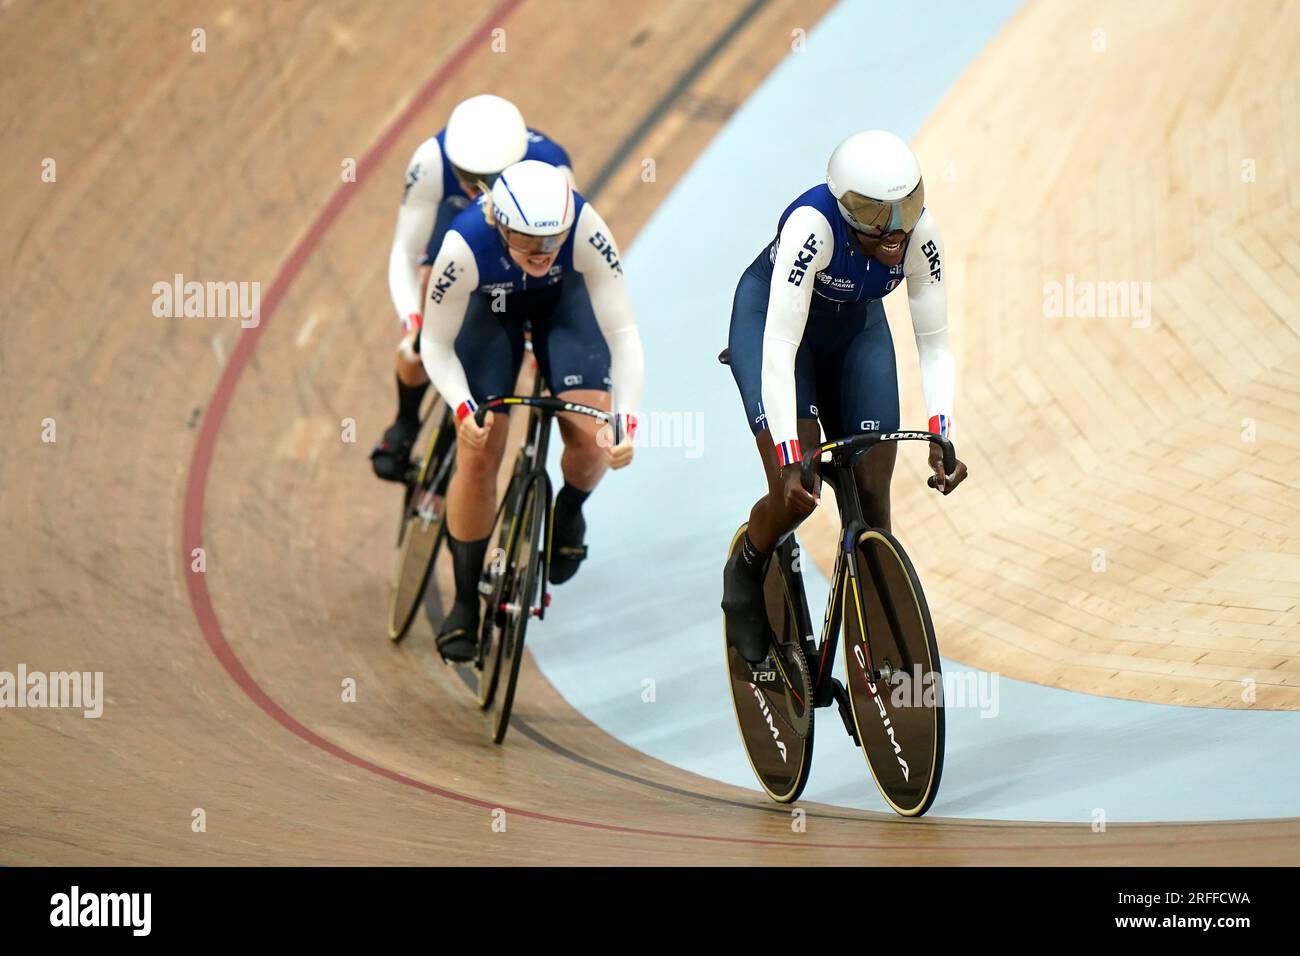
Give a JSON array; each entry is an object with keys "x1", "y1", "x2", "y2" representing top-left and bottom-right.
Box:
[
  {"x1": 372, "y1": 95, "x2": 575, "y2": 483},
  {"x1": 418, "y1": 160, "x2": 644, "y2": 661},
  {"x1": 721, "y1": 129, "x2": 969, "y2": 663}
]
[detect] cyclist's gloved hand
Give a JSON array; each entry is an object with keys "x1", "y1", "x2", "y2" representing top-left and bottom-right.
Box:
[
  {"x1": 598, "y1": 413, "x2": 636, "y2": 470},
  {"x1": 780, "y1": 462, "x2": 818, "y2": 518},
  {"x1": 927, "y1": 442, "x2": 968, "y2": 495},
  {"x1": 459, "y1": 409, "x2": 494, "y2": 450}
]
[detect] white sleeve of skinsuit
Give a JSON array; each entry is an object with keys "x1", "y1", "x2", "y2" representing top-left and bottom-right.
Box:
[
  {"x1": 902, "y1": 209, "x2": 954, "y2": 435},
  {"x1": 388, "y1": 137, "x2": 446, "y2": 324},
  {"x1": 418, "y1": 230, "x2": 479, "y2": 413},
  {"x1": 571, "y1": 202, "x2": 645, "y2": 415},
  {"x1": 760, "y1": 204, "x2": 834, "y2": 459}
]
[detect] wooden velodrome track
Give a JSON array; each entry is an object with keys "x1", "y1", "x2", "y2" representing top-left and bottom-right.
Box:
[{"x1": 2, "y1": 0, "x2": 1298, "y2": 864}]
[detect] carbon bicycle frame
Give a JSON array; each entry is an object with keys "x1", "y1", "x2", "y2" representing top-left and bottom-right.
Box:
[
  {"x1": 781, "y1": 431, "x2": 955, "y2": 711},
  {"x1": 473, "y1": 384, "x2": 613, "y2": 624}
]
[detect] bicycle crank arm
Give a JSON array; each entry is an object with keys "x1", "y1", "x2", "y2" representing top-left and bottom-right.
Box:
[{"x1": 829, "y1": 678, "x2": 861, "y2": 748}]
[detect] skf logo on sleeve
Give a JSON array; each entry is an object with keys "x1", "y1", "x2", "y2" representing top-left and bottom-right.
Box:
[
  {"x1": 402, "y1": 163, "x2": 421, "y2": 205},
  {"x1": 429, "y1": 261, "x2": 459, "y2": 303},
  {"x1": 787, "y1": 233, "x2": 819, "y2": 287},
  {"x1": 921, "y1": 240, "x2": 941, "y2": 281},
  {"x1": 588, "y1": 232, "x2": 623, "y2": 274}
]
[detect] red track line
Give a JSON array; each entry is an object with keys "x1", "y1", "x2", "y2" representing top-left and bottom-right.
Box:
[
  {"x1": 174, "y1": 0, "x2": 870, "y2": 853},
  {"x1": 175, "y1": 4, "x2": 1272, "y2": 855}
]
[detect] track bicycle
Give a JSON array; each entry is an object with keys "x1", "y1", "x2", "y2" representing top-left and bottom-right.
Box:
[
  {"x1": 467, "y1": 372, "x2": 616, "y2": 744},
  {"x1": 718, "y1": 348, "x2": 954, "y2": 816}
]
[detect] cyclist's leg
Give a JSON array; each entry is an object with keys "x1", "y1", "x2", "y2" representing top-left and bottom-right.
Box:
[
  {"x1": 372, "y1": 327, "x2": 430, "y2": 481},
  {"x1": 438, "y1": 293, "x2": 525, "y2": 659},
  {"x1": 723, "y1": 267, "x2": 820, "y2": 662},
  {"x1": 726, "y1": 270, "x2": 821, "y2": 552},
  {"x1": 530, "y1": 275, "x2": 611, "y2": 584},
  {"x1": 821, "y1": 298, "x2": 899, "y2": 531},
  {"x1": 373, "y1": 197, "x2": 467, "y2": 482}
]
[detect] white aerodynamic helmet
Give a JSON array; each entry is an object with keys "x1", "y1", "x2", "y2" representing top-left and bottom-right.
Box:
[
  {"x1": 490, "y1": 160, "x2": 575, "y2": 243},
  {"x1": 443, "y1": 94, "x2": 528, "y2": 179},
  {"x1": 826, "y1": 130, "x2": 925, "y2": 235}
]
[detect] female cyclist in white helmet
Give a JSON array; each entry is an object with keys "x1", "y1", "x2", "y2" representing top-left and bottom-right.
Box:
[
  {"x1": 372, "y1": 95, "x2": 576, "y2": 482},
  {"x1": 721, "y1": 129, "x2": 969, "y2": 663},
  {"x1": 419, "y1": 159, "x2": 644, "y2": 661}
]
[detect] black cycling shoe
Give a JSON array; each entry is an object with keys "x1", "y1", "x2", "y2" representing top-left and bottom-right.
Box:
[
  {"x1": 370, "y1": 418, "x2": 419, "y2": 483},
  {"x1": 548, "y1": 500, "x2": 588, "y2": 585},
  {"x1": 435, "y1": 600, "x2": 480, "y2": 664},
  {"x1": 721, "y1": 550, "x2": 772, "y2": 664}
]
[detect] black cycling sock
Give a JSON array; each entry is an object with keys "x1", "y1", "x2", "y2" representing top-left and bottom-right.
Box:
[
  {"x1": 737, "y1": 530, "x2": 768, "y2": 579},
  {"x1": 556, "y1": 482, "x2": 591, "y2": 518},
  {"x1": 448, "y1": 533, "x2": 490, "y2": 608},
  {"x1": 396, "y1": 375, "x2": 429, "y2": 426}
]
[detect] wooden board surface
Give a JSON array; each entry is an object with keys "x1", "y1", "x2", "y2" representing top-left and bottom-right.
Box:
[
  {"x1": 802, "y1": 0, "x2": 1300, "y2": 711},
  {"x1": 1, "y1": 0, "x2": 1297, "y2": 864}
]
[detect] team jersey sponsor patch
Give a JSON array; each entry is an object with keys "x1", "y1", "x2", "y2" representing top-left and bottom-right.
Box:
[
  {"x1": 921, "y1": 239, "x2": 941, "y2": 281},
  {"x1": 787, "y1": 234, "x2": 819, "y2": 287},
  {"x1": 429, "y1": 261, "x2": 460, "y2": 303},
  {"x1": 402, "y1": 163, "x2": 421, "y2": 204}
]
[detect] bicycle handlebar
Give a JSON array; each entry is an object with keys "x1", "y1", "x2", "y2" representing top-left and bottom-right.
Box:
[
  {"x1": 472, "y1": 395, "x2": 617, "y2": 437},
  {"x1": 799, "y1": 430, "x2": 957, "y2": 492}
]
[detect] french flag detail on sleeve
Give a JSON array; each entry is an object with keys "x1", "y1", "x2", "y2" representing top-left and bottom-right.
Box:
[
  {"x1": 928, "y1": 414, "x2": 951, "y2": 438},
  {"x1": 775, "y1": 438, "x2": 802, "y2": 466},
  {"x1": 456, "y1": 399, "x2": 478, "y2": 423}
]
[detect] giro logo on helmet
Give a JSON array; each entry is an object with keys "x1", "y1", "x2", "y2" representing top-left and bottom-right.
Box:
[{"x1": 491, "y1": 160, "x2": 575, "y2": 238}]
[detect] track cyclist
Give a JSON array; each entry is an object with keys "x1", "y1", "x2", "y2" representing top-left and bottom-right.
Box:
[
  {"x1": 419, "y1": 159, "x2": 644, "y2": 662},
  {"x1": 372, "y1": 94, "x2": 576, "y2": 481},
  {"x1": 721, "y1": 129, "x2": 969, "y2": 664}
]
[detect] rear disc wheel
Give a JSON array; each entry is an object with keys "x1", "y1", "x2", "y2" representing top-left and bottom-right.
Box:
[{"x1": 723, "y1": 524, "x2": 815, "y2": 804}]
